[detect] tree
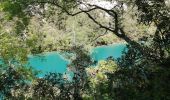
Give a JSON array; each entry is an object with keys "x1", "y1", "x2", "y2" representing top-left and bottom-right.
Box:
[{"x1": 0, "y1": 0, "x2": 170, "y2": 99}]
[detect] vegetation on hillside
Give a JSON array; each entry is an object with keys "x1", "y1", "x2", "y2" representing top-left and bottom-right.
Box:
[{"x1": 0, "y1": 0, "x2": 170, "y2": 99}]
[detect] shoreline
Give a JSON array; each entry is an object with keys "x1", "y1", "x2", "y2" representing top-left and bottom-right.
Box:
[
  {"x1": 28, "y1": 42, "x2": 127, "y2": 57},
  {"x1": 90, "y1": 41, "x2": 127, "y2": 49}
]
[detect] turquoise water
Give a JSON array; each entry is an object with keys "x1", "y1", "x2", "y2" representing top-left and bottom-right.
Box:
[
  {"x1": 91, "y1": 44, "x2": 126, "y2": 61},
  {"x1": 28, "y1": 52, "x2": 69, "y2": 77},
  {"x1": 28, "y1": 44, "x2": 126, "y2": 77}
]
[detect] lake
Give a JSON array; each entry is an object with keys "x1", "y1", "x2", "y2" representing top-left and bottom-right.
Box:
[{"x1": 28, "y1": 44, "x2": 126, "y2": 77}]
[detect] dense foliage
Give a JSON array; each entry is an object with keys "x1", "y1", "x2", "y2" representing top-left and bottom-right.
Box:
[{"x1": 0, "y1": 0, "x2": 170, "y2": 100}]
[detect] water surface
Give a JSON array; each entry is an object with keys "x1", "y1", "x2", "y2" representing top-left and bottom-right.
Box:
[
  {"x1": 28, "y1": 52, "x2": 69, "y2": 77},
  {"x1": 28, "y1": 44, "x2": 127, "y2": 77},
  {"x1": 91, "y1": 43, "x2": 126, "y2": 61}
]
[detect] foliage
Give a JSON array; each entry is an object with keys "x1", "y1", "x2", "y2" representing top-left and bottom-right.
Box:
[
  {"x1": 32, "y1": 73, "x2": 72, "y2": 100},
  {"x1": 85, "y1": 60, "x2": 118, "y2": 100},
  {"x1": 0, "y1": 0, "x2": 170, "y2": 100}
]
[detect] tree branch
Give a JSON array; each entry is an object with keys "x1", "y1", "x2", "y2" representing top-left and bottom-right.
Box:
[
  {"x1": 29, "y1": 1, "x2": 97, "y2": 16},
  {"x1": 89, "y1": 30, "x2": 108, "y2": 44},
  {"x1": 30, "y1": 0, "x2": 133, "y2": 43},
  {"x1": 77, "y1": 3, "x2": 133, "y2": 43}
]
